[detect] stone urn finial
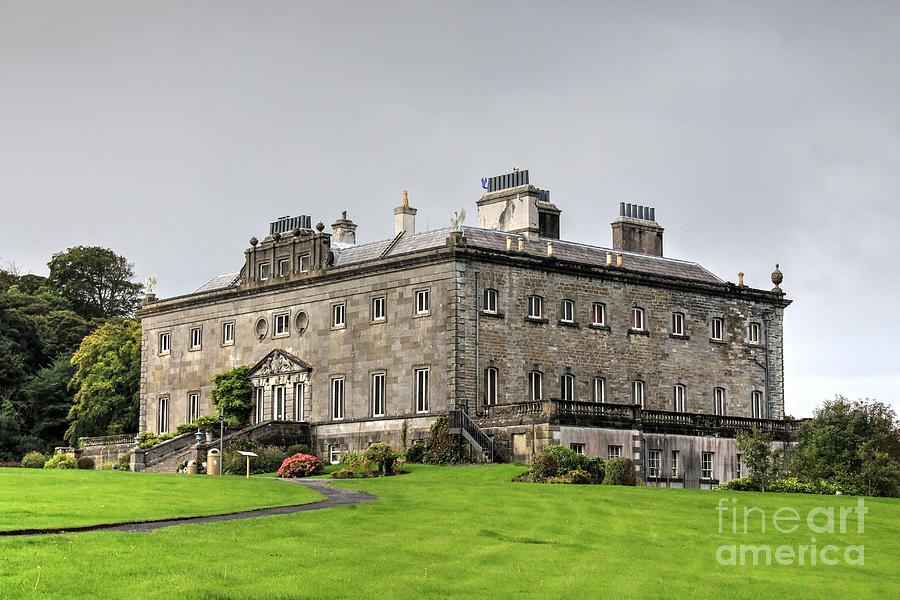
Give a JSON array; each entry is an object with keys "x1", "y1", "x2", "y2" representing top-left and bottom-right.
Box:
[
  {"x1": 315, "y1": 222, "x2": 325, "y2": 233},
  {"x1": 771, "y1": 263, "x2": 783, "y2": 294},
  {"x1": 250, "y1": 236, "x2": 258, "y2": 247}
]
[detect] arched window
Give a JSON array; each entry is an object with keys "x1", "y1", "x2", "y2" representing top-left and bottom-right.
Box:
[
  {"x1": 630, "y1": 307, "x2": 645, "y2": 331},
  {"x1": 673, "y1": 384, "x2": 686, "y2": 412},
  {"x1": 528, "y1": 371, "x2": 543, "y2": 401},
  {"x1": 713, "y1": 387, "x2": 726, "y2": 415},
  {"x1": 484, "y1": 367, "x2": 499, "y2": 406},
  {"x1": 561, "y1": 373, "x2": 575, "y2": 401},
  {"x1": 751, "y1": 391, "x2": 763, "y2": 419}
]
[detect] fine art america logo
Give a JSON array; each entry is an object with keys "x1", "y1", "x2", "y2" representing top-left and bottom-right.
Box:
[{"x1": 716, "y1": 497, "x2": 867, "y2": 566}]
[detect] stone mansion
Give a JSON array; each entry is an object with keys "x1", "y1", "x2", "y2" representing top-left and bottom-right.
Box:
[{"x1": 138, "y1": 169, "x2": 795, "y2": 484}]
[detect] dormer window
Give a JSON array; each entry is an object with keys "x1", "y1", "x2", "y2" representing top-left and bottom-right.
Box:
[{"x1": 258, "y1": 262, "x2": 270, "y2": 281}]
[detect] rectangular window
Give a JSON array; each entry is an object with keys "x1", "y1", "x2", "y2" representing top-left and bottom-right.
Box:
[
  {"x1": 570, "y1": 443, "x2": 586, "y2": 455},
  {"x1": 332, "y1": 303, "x2": 345, "y2": 328},
  {"x1": 372, "y1": 372, "x2": 385, "y2": 417},
  {"x1": 527, "y1": 295, "x2": 543, "y2": 319},
  {"x1": 751, "y1": 391, "x2": 763, "y2": 419},
  {"x1": 710, "y1": 318, "x2": 723, "y2": 341},
  {"x1": 273, "y1": 385, "x2": 286, "y2": 421},
  {"x1": 190, "y1": 326, "x2": 202, "y2": 350},
  {"x1": 258, "y1": 262, "x2": 270, "y2": 281},
  {"x1": 188, "y1": 392, "x2": 200, "y2": 423},
  {"x1": 672, "y1": 312, "x2": 685, "y2": 336},
  {"x1": 484, "y1": 367, "x2": 498, "y2": 406},
  {"x1": 415, "y1": 368, "x2": 430, "y2": 413},
  {"x1": 528, "y1": 371, "x2": 543, "y2": 401},
  {"x1": 331, "y1": 377, "x2": 345, "y2": 420},
  {"x1": 701, "y1": 452, "x2": 714, "y2": 480},
  {"x1": 159, "y1": 331, "x2": 171, "y2": 354},
  {"x1": 415, "y1": 289, "x2": 430, "y2": 315},
  {"x1": 298, "y1": 253, "x2": 311, "y2": 273},
  {"x1": 632, "y1": 380, "x2": 645, "y2": 407},
  {"x1": 671, "y1": 450, "x2": 680, "y2": 478},
  {"x1": 608, "y1": 445, "x2": 622, "y2": 459},
  {"x1": 157, "y1": 397, "x2": 169, "y2": 434},
  {"x1": 274, "y1": 312, "x2": 290, "y2": 337},
  {"x1": 483, "y1": 288, "x2": 498, "y2": 314},
  {"x1": 222, "y1": 321, "x2": 234, "y2": 346},
  {"x1": 648, "y1": 450, "x2": 662, "y2": 478},
  {"x1": 560, "y1": 299, "x2": 575, "y2": 323},
  {"x1": 294, "y1": 382, "x2": 305, "y2": 421},
  {"x1": 371, "y1": 296, "x2": 386, "y2": 322},
  {"x1": 277, "y1": 257, "x2": 290, "y2": 277},
  {"x1": 749, "y1": 322, "x2": 761, "y2": 344},
  {"x1": 714, "y1": 387, "x2": 726, "y2": 415},
  {"x1": 736, "y1": 454, "x2": 743, "y2": 479},
  {"x1": 328, "y1": 445, "x2": 342, "y2": 465},
  {"x1": 591, "y1": 302, "x2": 606, "y2": 326},
  {"x1": 673, "y1": 384, "x2": 686, "y2": 412},
  {"x1": 254, "y1": 388, "x2": 264, "y2": 424},
  {"x1": 631, "y1": 307, "x2": 645, "y2": 331},
  {"x1": 561, "y1": 373, "x2": 575, "y2": 401},
  {"x1": 593, "y1": 377, "x2": 606, "y2": 403}
]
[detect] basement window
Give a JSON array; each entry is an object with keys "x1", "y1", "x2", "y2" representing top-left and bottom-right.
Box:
[
  {"x1": 569, "y1": 443, "x2": 586, "y2": 455},
  {"x1": 608, "y1": 445, "x2": 622, "y2": 459}
]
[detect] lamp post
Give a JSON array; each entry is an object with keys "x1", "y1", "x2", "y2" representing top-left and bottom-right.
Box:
[{"x1": 219, "y1": 408, "x2": 225, "y2": 475}]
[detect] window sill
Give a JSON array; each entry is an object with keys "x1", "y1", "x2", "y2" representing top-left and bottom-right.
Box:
[
  {"x1": 524, "y1": 316, "x2": 549, "y2": 324},
  {"x1": 158, "y1": 352, "x2": 171, "y2": 357},
  {"x1": 588, "y1": 324, "x2": 610, "y2": 332},
  {"x1": 188, "y1": 347, "x2": 202, "y2": 352},
  {"x1": 221, "y1": 342, "x2": 234, "y2": 348},
  {"x1": 371, "y1": 318, "x2": 387, "y2": 325},
  {"x1": 627, "y1": 329, "x2": 649, "y2": 337},
  {"x1": 558, "y1": 320, "x2": 580, "y2": 328},
  {"x1": 480, "y1": 311, "x2": 504, "y2": 319},
  {"x1": 413, "y1": 312, "x2": 431, "y2": 319},
  {"x1": 331, "y1": 325, "x2": 346, "y2": 331},
  {"x1": 273, "y1": 333, "x2": 290, "y2": 339},
  {"x1": 709, "y1": 338, "x2": 727, "y2": 345},
  {"x1": 670, "y1": 334, "x2": 690, "y2": 340}
]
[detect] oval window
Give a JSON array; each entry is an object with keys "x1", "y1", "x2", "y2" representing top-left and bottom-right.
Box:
[
  {"x1": 255, "y1": 317, "x2": 269, "y2": 340},
  {"x1": 295, "y1": 311, "x2": 309, "y2": 335}
]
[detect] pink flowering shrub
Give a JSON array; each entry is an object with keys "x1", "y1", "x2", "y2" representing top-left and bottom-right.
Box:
[{"x1": 277, "y1": 453, "x2": 323, "y2": 478}]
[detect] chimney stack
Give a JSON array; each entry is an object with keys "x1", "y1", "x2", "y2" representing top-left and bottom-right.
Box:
[
  {"x1": 331, "y1": 210, "x2": 357, "y2": 245},
  {"x1": 394, "y1": 190, "x2": 417, "y2": 236},
  {"x1": 611, "y1": 204, "x2": 664, "y2": 257}
]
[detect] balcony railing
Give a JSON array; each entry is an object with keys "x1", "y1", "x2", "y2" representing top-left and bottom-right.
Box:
[{"x1": 475, "y1": 400, "x2": 801, "y2": 440}]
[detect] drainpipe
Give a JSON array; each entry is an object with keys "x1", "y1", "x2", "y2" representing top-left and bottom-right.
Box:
[
  {"x1": 474, "y1": 271, "x2": 480, "y2": 416},
  {"x1": 762, "y1": 310, "x2": 774, "y2": 419}
]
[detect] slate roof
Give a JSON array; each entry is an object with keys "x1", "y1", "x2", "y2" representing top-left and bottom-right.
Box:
[{"x1": 195, "y1": 227, "x2": 723, "y2": 294}]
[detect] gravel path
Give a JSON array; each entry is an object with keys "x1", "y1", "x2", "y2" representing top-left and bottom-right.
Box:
[{"x1": 0, "y1": 478, "x2": 375, "y2": 537}]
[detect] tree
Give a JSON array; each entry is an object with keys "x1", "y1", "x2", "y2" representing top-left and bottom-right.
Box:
[
  {"x1": 792, "y1": 396, "x2": 900, "y2": 496},
  {"x1": 210, "y1": 366, "x2": 253, "y2": 424},
  {"x1": 736, "y1": 428, "x2": 783, "y2": 492},
  {"x1": 65, "y1": 320, "x2": 141, "y2": 443},
  {"x1": 20, "y1": 355, "x2": 76, "y2": 451},
  {"x1": 47, "y1": 246, "x2": 143, "y2": 319}
]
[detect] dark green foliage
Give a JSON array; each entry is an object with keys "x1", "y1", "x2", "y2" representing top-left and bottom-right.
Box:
[
  {"x1": 46, "y1": 246, "x2": 143, "y2": 319},
  {"x1": 21, "y1": 451, "x2": 48, "y2": 468},
  {"x1": 210, "y1": 366, "x2": 254, "y2": 425},
  {"x1": 404, "y1": 441, "x2": 427, "y2": 463},
  {"x1": 736, "y1": 428, "x2": 784, "y2": 492},
  {"x1": 285, "y1": 443, "x2": 310, "y2": 456},
  {"x1": 118, "y1": 453, "x2": 131, "y2": 471},
  {"x1": 175, "y1": 414, "x2": 240, "y2": 435},
  {"x1": 792, "y1": 397, "x2": 900, "y2": 497},
  {"x1": 76, "y1": 456, "x2": 95, "y2": 470},
  {"x1": 423, "y1": 416, "x2": 457, "y2": 464},
  {"x1": 585, "y1": 457, "x2": 606, "y2": 483},
  {"x1": 222, "y1": 437, "x2": 291, "y2": 475},
  {"x1": 542, "y1": 445, "x2": 589, "y2": 474},
  {"x1": 66, "y1": 320, "x2": 141, "y2": 444},
  {"x1": 19, "y1": 355, "x2": 76, "y2": 450},
  {"x1": 603, "y1": 457, "x2": 638, "y2": 486},
  {"x1": 719, "y1": 477, "x2": 844, "y2": 495},
  {"x1": 531, "y1": 452, "x2": 559, "y2": 479},
  {"x1": 137, "y1": 432, "x2": 176, "y2": 449}
]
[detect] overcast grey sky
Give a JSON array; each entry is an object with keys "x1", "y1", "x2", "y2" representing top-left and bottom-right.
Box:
[{"x1": 1, "y1": 1, "x2": 898, "y2": 417}]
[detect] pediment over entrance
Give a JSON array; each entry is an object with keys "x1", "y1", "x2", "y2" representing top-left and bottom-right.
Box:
[{"x1": 248, "y1": 349, "x2": 312, "y2": 379}]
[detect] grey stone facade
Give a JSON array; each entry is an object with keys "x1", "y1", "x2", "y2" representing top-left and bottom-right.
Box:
[{"x1": 139, "y1": 169, "x2": 793, "y2": 477}]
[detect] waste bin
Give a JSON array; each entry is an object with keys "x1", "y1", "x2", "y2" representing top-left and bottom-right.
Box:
[
  {"x1": 186, "y1": 460, "x2": 198, "y2": 475},
  {"x1": 207, "y1": 448, "x2": 221, "y2": 476}
]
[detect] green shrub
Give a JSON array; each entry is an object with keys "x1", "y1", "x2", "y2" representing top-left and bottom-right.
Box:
[
  {"x1": 719, "y1": 477, "x2": 759, "y2": 492},
  {"x1": 531, "y1": 452, "x2": 559, "y2": 480},
  {"x1": 137, "y1": 431, "x2": 176, "y2": 449},
  {"x1": 118, "y1": 453, "x2": 131, "y2": 471},
  {"x1": 364, "y1": 442, "x2": 400, "y2": 475},
  {"x1": 277, "y1": 453, "x2": 323, "y2": 478},
  {"x1": 286, "y1": 443, "x2": 310, "y2": 456},
  {"x1": 221, "y1": 437, "x2": 289, "y2": 475},
  {"x1": 423, "y1": 416, "x2": 457, "y2": 464},
  {"x1": 585, "y1": 457, "x2": 605, "y2": 483},
  {"x1": 101, "y1": 462, "x2": 115, "y2": 470},
  {"x1": 175, "y1": 414, "x2": 241, "y2": 435},
  {"x1": 542, "y1": 445, "x2": 589, "y2": 474},
  {"x1": 331, "y1": 468, "x2": 355, "y2": 479},
  {"x1": 21, "y1": 451, "x2": 48, "y2": 469},
  {"x1": 210, "y1": 365, "x2": 254, "y2": 425},
  {"x1": 405, "y1": 441, "x2": 427, "y2": 464},
  {"x1": 44, "y1": 453, "x2": 77, "y2": 469},
  {"x1": 565, "y1": 468, "x2": 594, "y2": 484},
  {"x1": 76, "y1": 456, "x2": 95, "y2": 470},
  {"x1": 603, "y1": 457, "x2": 637, "y2": 486}
]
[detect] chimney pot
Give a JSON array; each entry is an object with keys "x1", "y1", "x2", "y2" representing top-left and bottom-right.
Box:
[
  {"x1": 616, "y1": 253, "x2": 623, "y2": 267},
  {"x1": 738, "y1": 272, "x2": 745, "y2": 287},
  {"x1": 546, "y1": 241, "x2": 553, "y2": 257},
  {"x1": 518, "y1": 238, "x2": 525, "y2": 252},
  {"x1": 506, "y1": 236, "x2": 512, "y2": 252}
]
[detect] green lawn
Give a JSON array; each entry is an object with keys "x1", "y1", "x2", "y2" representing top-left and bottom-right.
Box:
[
  {"x1": 0, "y1": 468, "x2": 321, "y2": 532},
  {"x1": 0, "y1": 464, "x2": 898, "y2": 599}
]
